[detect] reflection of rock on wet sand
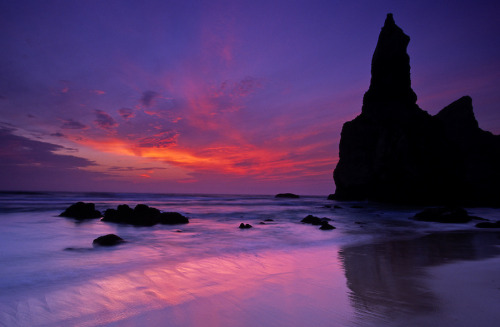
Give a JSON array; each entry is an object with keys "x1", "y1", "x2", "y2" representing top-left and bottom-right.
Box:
[{"x1": 339, "y1": 231, "x2": 500, "y2": 323}]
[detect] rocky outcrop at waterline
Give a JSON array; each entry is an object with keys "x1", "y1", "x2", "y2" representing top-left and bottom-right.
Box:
[
  {"x1": 275, "y1": 193, "x2": 300, "y2": 199},
  {"x1": 102, "y1": 204, "x2": 189, "y2": 226},
  {"x1": 59, "y1": 202, "x2": 101, "y2": 219},
  {"x1": 92, "y1": 234, "x2": 124, "y2": 246},
  {"x1": 301, "y1": 215, "x2": 336, "y2": 230},
  {"x1": 411, "y1": 207, "x2": 480, "y2": 224}
]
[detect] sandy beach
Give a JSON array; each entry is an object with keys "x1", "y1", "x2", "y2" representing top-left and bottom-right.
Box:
[
  {"x1": 107, "y1": 231, "x2": 500, "y2": 327},
  {"x1": 6, "y1": 231, "x2": 499, "y2": 327},
  {"x1": 1, "y1": 193, "x2": 500, "y2": 327}
]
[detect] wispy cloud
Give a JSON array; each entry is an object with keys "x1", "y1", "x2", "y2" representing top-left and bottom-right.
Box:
[
  {"x1": 61, "y1": 119, "x2": 88, "y2": 130},
  {"x1": 137, "y1": 130, "x2": 178, "y2": 148},
  {"x1": 119, "y1": 108, "x2": 135, "y2": 119},
  {"x1": 140, "y1": 90, "x2": 159, "y2": 107},
  {"x1": 94, "y1": 110, "x2": 117, "y2": 130}
]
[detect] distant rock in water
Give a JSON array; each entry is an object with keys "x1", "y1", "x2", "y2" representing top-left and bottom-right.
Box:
[
  {"x1": 92, "y1": 234, "x2": 124, "y2": 246},
  {"x1": 59, "y1": 202, "x2": 101, "y2": 219},
  {"x1": 275, "y1": 193, "x2": 300, "y2": 198},
  {"x1": 301, "y1": 215, "x2": 333, "y2": 228},
  {"x1": 239, "y1": 223, "x2": 253, "y2": 229},
  {"x1": 319, "y1": 222, "x2": 335, "y2": 230},
  {"x1": 102, "y1": 204, "x2": 189, "y2": 226},
  {"x1": 301, "y1": 215, "x2": 323, "y2": 225},
  {"x1": 158, "y1": 212, "x2": 189, "y2": 225},
  {"x1": 333, "y1": 13, "x2": 500, "y2": 207}
]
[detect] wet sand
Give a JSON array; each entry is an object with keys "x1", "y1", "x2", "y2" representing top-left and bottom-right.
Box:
[
  {"x1": 2, "y1": 228, "x2": 499, "y2": 326},
  {"x1": 340, "y1": 230, "x2": 500, "y2": 326},
  {"x1": 103, "y1": 230, "x2": 500, "y2": 327}
]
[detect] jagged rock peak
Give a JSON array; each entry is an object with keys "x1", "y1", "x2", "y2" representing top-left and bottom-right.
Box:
[
  {"x1": 363, "y1": 13, "x2": 417, "y2": 107},
  {"x1": 435, "y1": 96, "x2": 479, "y2": 131},
  {"x1": 333, "y1": 14, "x2": 500, "y2": 207},
  {"x1": 381, "y1": 13, "x2": 402, "y2": 33}
]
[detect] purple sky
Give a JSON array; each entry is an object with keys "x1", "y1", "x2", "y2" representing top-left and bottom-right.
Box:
[{"x1": 1, "y1": 0, "x2": 499, "y2": 195}]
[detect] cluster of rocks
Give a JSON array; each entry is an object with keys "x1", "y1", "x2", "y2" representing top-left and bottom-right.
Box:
[
  {"x1": 60, "y1": 202, "x2": 190, "y2": 246},
  {"x1": 301, "y1": 215, "x2": 335, "y2": 230},
  {"x1": 60, "y1": 202, "x2": 189, "y2": 226},
  {"x1": 102, "y1": 204, "x2": 189, "y2": 226},
  {"x1": 333, "y1": 14, "x2": 500, "y2": 207}
]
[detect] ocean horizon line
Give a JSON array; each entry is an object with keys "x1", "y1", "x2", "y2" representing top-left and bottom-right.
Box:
[{"x1": 0, "y1": 189, "x2": 329, "y2": 198}]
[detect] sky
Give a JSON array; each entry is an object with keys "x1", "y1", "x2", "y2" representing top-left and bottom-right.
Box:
[{"x1": 1, "y1": 0, "x2": 499, "y2": 195}]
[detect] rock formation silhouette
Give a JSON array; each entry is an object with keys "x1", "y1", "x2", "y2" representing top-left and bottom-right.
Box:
[{"x1": 333, "y1": 14, "x2": 500, "y2": 206}]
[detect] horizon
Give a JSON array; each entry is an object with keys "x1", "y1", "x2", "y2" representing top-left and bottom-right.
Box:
[
  {"x1": 0, "y1": 189, "x2": 326, "y2": 197},
  {"x1": 1, "y1": 1, "x2": 499, "y2": 195}
]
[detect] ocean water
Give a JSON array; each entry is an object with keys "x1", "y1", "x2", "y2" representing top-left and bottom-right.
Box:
[{"x1": 1, "y1": 191, "x2": 499, "y2": 327}]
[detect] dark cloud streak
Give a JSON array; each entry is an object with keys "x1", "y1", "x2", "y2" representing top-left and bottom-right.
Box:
[
  {"x1": 94, "y1": 110, "x2": 117, "y2": 130},
  {"x1": 0, "y1": 126, "x2": 94, "y2": 168},
  {"x1": 119, "y1": 108, "x2": 135, "y2": 119},
  {"x1": 0, "y1": 126, "x2": 112, "y2": 191},
  {"x1": 61, "y1": 119, "x2": 87, "y2": 130},
  {"x1": 140, "y1": 91, "x2": 159, "y2": 107}
]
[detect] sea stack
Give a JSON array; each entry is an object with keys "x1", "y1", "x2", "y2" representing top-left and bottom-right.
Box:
[{"x1": 333, "y1": 14, "x2": 500, "y2": 206}]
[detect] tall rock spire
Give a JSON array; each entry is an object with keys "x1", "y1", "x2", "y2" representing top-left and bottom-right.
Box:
[
  {"x1": 332, "y1": 14, "x2": 500, "y2": 206},
  {"x1": 363, "y1": 13, "x2": 417, "y2": 110}
]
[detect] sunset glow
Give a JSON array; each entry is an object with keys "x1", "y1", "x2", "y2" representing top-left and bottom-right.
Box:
[{"x1": 1, "y1": 1, "x2": 499, "y2": 194}]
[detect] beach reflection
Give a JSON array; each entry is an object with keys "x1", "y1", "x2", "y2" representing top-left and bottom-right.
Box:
[
  {"x1": 339, "y1": 231, "x2": 500, "y2": 325},
  {"x1": 1, "y1": 246, "x2": 354, "y2": 327},
  {"x1": 100, "y1": 247, "x2": 355, "y2": 327}
]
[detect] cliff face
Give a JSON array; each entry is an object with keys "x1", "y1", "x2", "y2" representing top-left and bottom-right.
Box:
[{"x1": 333, "y1": 14, "x2": 500, "y2": 206}]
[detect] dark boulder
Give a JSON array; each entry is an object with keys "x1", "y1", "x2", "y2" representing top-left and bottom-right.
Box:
[
  {"x1": 327, "y1": 194, "x2": 336, "y2": 200},
  {"x1": 301, "y1": 215, "x2": 332, "y2": 225},
  {"x1": 239, "y1": 223, "x2": 253, "y2": 229},
  {"x1": 319, "y1": 222, "x2": 336, "y2": 230},
  {"x1": 133, "y1": 204, "x2": 161, "y2": 226},
  {"x1": 158, "y1": 212, "x2": 189, "y2": 225},
  {"x1": 102, "y1": 204, "x2": 136, "y2": 224},
  {"x1": 332, "y1": 14, "x2": 500, "y2": 207},
  {"x1": 102, "y1": 204, "x2": 189, "y2": 226},
  {"x1": 59, "y1": 202, "x2": 101, "y2": 219},
  {"x1": 275, "y1": 193, "x2": 300, "y2": 199},
  {"x1": 92, "y1": 234, "x2": 124, "y2": 246},
  {"x1": 412, "y1": 207, "x2": 475, "y2": 223},
  {"x1": 475, "y1": 221, "x2": 500, "y2": 228},
  {"x1": 301, "y1": 215, "x2": 323, "y2": 225}
]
